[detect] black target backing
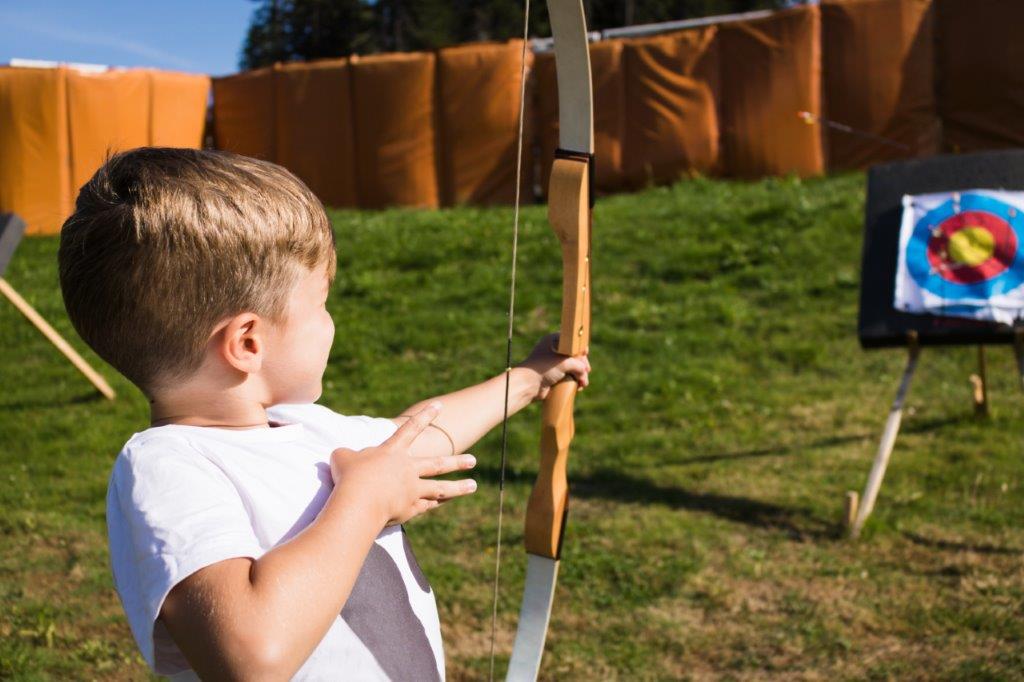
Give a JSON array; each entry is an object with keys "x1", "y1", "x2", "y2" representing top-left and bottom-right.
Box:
[{"x1": 859, "y1": 150, "x2": 1024, "y2": 348}]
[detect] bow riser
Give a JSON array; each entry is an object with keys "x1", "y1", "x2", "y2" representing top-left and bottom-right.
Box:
[
  {"x1": 524, "y1": 380, "x2": 576, "y2": 558},
  {"x1": 548, "y1": 156, "x2": 591, "y2": 357},
  {"x1": 522, "y1": 153, "x2": 590, "y2": 560}
]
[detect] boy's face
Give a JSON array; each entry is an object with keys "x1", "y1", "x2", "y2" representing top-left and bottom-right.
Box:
[{"x1": 261, "y1": 261, "x2": 335, "y2": 405}]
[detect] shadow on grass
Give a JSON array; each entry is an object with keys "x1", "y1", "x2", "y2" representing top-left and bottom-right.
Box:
[
  {"x1": 902, "y1": 530, "x2": 1024, "y2": 556},
  {"x1": 575, "y1": 469, "x2": 836, "y2": 541},
  {"x1": 667, "y1": 415, "x2": 971, "y2": 466},
  {"x1": 479, "y1": 417, "x2": 977, "y2": 542},
  {"x1": 670, "y1": 432, "x2": 872, "y2": 466},
  {"x1": 0, "y1": 390, "x2": 106, "y2": 412},
  {"x1": 477, "y1": 464, "x2": 836, "y2": 540}
]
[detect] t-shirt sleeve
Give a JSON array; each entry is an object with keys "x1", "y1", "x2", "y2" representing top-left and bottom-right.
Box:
[
  {"x1": 337, "y1": 413, "x2": 399, "y2": 447},
  {"x1": 106, "y1": 436, "x2": 262, "y2": 673}
]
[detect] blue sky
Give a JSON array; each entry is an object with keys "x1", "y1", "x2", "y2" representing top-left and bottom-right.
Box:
[{"x1": 0, "y1": 1, "x2": 254, "y2": 76}]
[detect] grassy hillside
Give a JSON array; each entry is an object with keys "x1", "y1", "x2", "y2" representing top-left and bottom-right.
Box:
[{"x1": 2, "y1": 173, "x2": 1022, "y2": 679}]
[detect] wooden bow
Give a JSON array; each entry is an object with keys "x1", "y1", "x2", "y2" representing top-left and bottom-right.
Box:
[{"x1": 504, "y1": 1, "x2": 594, "y2": 678}]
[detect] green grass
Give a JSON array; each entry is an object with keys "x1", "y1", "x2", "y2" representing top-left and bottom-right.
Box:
[{"x1": 2, "y1": 173, "x2": 1023, "y2": 680}]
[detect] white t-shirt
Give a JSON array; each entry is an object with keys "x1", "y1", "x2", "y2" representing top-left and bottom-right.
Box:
[{"x1": 106, "y1": 402, "x2": 445, "y2": 681}]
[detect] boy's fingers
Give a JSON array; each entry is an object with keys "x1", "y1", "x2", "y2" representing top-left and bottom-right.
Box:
[
  {"x1": 414, "y1": 499, "x2": 439, "y2": 514},
  {"x1": 420, "y1": 478, "x2": 477, "y2": 501},
  {"x1": 417, "y1": 454, "x2": 476, "y2": 477},
  {"x1": 561, "y1": 356, "x2": 589, "y2": 380},
  {"x1": 390, "y1": 402, "x2": 442, "y2": 447}
]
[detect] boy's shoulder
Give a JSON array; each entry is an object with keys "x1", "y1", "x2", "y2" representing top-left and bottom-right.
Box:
[
  {"x1": 268, "y1": 402, "x2": 397, "y2": 446},
  {"x1": 112, "y1": 403, "x2": 396, "y2": 472},
  {"x1": 106, "y1": 403, "x2": 397, "y2": 523},
  {"x1": 267, "y1": 401, "x2": 350, "y2": 427}
]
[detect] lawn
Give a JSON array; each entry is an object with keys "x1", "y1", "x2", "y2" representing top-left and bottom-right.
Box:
[{"x1": 1, "y1": 173, "x2": 1022, "y2": 680}]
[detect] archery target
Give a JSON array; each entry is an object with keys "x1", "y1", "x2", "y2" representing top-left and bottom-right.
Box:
[{"x1": 894, "y1": 190, "x2": 1024, "y2": 324}]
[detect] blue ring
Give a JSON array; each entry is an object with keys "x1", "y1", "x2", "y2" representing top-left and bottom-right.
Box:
[{"x1": 907, "y1": 193, "x2": 1024, "y2": 299}]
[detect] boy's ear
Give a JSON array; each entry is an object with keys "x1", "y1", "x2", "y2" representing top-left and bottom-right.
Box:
[{"x1": 218, "y1": 313, "x2": 264, "y2": 374}]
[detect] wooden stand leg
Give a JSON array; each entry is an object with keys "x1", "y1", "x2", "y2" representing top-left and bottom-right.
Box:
[
  {"x1": 970, "y1": 345, "x2": 988, "y2": 417},
  {"x1": 849, "y1": 337, "x2": 920, "y2": 539},
  {"x1": 0, "y1": 277, "x2": 115, "y2": 400},
  {"x1": 843, "y1": 491, "x2": 859, "y2": 529},
  {"x1": 1014, "y1": 330, "x2": 1024, "y2": 394}
]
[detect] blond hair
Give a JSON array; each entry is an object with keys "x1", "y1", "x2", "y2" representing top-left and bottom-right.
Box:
[{"x1": 58, "y1": 147, "x2": 336, "y2": 397}]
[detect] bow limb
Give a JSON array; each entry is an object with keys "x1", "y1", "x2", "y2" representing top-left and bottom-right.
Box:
[{"x1": 506, "y1": 1, "x2": 593, "y2": 678}]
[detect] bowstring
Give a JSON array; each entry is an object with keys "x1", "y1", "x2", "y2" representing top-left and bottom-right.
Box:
[{"x1": 489, "y1": 0, "x2": 531, "y2": 678}]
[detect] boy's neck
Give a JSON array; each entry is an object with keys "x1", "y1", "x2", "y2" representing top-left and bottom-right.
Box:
[{"x1": 149, "y1": 390, "x2": 272, "y2": 430}]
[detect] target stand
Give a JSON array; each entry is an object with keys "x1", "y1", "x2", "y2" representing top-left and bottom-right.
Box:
[
  {"x1": 848, "y1": 151, "x2": 1024, "y2": 538},
  {"x1": 0, "y1": 213, "x2": 115, "y2": 400}
]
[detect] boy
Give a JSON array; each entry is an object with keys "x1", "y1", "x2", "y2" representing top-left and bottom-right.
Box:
[{"x1": 57, "y1": 148, "x2": 590, "y2": 680}]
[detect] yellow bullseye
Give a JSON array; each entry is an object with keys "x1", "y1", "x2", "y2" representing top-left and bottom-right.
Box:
[{"x1": 947, "y1": 226, "x2": 994, "y2": 266}]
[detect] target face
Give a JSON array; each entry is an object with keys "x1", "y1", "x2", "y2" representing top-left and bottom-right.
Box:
[{"x1": 905, "y1": 192, "x2": 1024, "y2": 300}]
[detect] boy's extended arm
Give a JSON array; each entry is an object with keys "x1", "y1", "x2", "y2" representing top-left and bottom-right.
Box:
[
  {"x1": 398, "y1": 336, "x2": 591, "y2": 458},
  {"x1": 159, "y1": 406, "x2": 475, "y2": 680},
  {"x1": 398, "y1": 367, "x2": 539, "y2": 458}
]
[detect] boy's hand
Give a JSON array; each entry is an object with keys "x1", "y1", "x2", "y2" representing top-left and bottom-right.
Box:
[
  {"x1": 329, "y1": 403, "x2": 476, "y2": 527},
  {"x1": 517, "y1": 333, "x2": 592, "y2": 401}
]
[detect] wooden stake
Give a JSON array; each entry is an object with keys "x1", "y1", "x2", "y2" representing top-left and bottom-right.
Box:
[
  {"x1": 850, "y1": 332, "x2": 920, "y2": 539},
  {"x1": 843, "y1": 491, "x2": 859, "y2": 530},
  {"x1": 970, "y1": 345, "x2": 988, "y2": 417},
  {"x1": 0, "y1": 277, "x2": 115, "y2": 400}
]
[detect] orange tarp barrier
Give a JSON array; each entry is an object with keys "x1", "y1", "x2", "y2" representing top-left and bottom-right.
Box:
[
  {"x1": 275, "y1": 60, "x2": 357, "y2": 208},
  {"x1": 622, "y1": 27, "x2": 719, "y2": 188},
  {"x1": 350, "y1": 53, "x2": 439, "y2": 209},
  {"x1": 68, "y1": 69, "x2": 150, "y2": 194},
  {"x1": 533, "y1": 52, "x2": 557, "y2": 194},
  {"x1": 0, "y1": 67, "x2": 71, "y2": 236},
  {"x1": 821, "y1": 0, "x2": 939, "y2": 170},
  {"x1": 535, "y1": 40, "x2": 626, "y2": 196},
  {"x1": 150, "y1": 71, "x2": 210, "y2": 149},
  {"x1": 936, "y1": 0, "x2": 1024, "y2": 152},
  {"x1": 717, "y1": 6, "x2": 824, "y2": 178},
  {"x1": 0, "y1": 66, "x2": 209, "y2": 235},
  {"x1": 212, "y1": 67, "x2": 276, "y2": 161},
  {"x1": 437, "y1": 41, "x2": 531, "y2": 206},
  {"x1": 591, "y1": 41, "x2": 627, "y2": 194}
]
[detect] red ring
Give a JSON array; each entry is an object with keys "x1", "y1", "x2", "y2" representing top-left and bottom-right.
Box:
[{"x1": 925, "y1": 210, "x2": 1017, "y2": 284}]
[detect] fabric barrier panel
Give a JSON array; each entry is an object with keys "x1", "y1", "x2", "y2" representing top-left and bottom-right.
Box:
[
  {"x1": 350, "y1": 53, "x2": 439, "y2": 209},
  {"x1": 622, "y1": 27, "x2": 720, "y2": 189},
  {"x1": 275, "y1": 60, "x2": 358, "y2": 208},
  {"x1": 534, "y1": 51, "x2": 557, "y2": 195},
  {"x1": 536, "y1": 40, "x2": 626, "y2": 196},
  {"x1": 437, "y1": 41, "x2": 532, "y2": 206},
  {"x1": 150, "y1": 71, "x2": 210, "y2": 149},
  {"x1": 821, "y1": 0, "x2": 939, "y2": 170},
  {"x1": 68, "y1": 69, "x2": 150, "y2": 195},
  {"x1": 717, "y1": 6, "x2": 824, "y2": 178},
  {"x1": 936, "y1": 0, "x2": 1024, "y2": 152},
  {"x1": 0, "y1": 67, "x2": 70, "y2": 236},
  {"x1": 212, "y1": 67, "x2": 276, "y2": 161},
  {"x1": 591, "y1": 41, "x2": 627, "y2": 194}
]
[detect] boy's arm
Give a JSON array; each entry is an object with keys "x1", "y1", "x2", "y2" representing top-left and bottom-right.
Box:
[
  {"x1": 397, "y1": 334, "x2": 591, "y2": 458},
  {"x1": 397, "y1": 367, "x2": 538, "y2": 458},
  {"x1": 160, "y1": 487, "x2": 382, "y2": 679},
  {"x1": 159, "y1": 405, "x2": 476, "y2": 679}
]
